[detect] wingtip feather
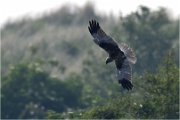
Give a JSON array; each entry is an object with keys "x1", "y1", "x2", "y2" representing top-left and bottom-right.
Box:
[{"x1": 88, "y1": 19, "x2": 100, "y2": 35}]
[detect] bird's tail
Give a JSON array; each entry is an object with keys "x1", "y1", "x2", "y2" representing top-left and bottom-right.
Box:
[{"x1": 119, "y1": 43, "x2": 137, "y2": 64}]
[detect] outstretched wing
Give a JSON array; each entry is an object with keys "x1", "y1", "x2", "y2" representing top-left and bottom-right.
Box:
[
  {"x1": 88, "y1": 20, "x2": 120, "y2": 54},
  {"x1": 115, "y1": 54, "x2": 133, "y2": 90},
  {"x1": 119, "y1": 43, "x2": 137, "y2": 64}
]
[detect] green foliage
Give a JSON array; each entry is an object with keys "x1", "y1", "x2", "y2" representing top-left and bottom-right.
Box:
[
  {"x1": 1, "y1": 2, "x2": 179, "y2": 119},
  {"x1": 60, "y1": 41, "x2": 80, "y2": 56},
  {"x1": 2, "y1": 4, "x2": 178, "y2": 77},
  {"x1": 45, "y1": 110, "x2": 65, "y2": 119},
  {"x1": 1, "y1": 61, "x2": 84, "y2": 119},
  {"x1": 80, "y1": 93, "x2": 130, "y2": 119},
  {"x1": 133, "y1": 50, "x2": 179, "y2": 118},
  {"x1": 45, "y1": 50, "x2": 179, "y2": 119},
  {"x1": 112, "y1": 6, "x2": 179, "y2": 74}
]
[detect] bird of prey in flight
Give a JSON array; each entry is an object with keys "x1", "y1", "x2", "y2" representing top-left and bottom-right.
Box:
[{"x1": 88, "y1": 20, "x2": 137, "y2": 90}]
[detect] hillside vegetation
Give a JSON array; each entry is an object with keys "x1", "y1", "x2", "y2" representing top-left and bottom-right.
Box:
[{"x1": 1, "y1": 2, "x2": 179, "y2": 119}]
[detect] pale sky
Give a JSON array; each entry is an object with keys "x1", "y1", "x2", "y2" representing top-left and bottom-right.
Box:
[{"x1": 0, "y1": 0, "x2": 179, "y2": 25}]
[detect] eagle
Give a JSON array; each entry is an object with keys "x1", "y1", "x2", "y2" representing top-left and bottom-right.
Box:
[{"x1": 88, "y1": 20, "x2": 137, "y2": 90}]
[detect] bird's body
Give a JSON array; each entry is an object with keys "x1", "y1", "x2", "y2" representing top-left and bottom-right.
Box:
[{"x1": 88, "y1": 20, "x2": 137, "y2": 90}]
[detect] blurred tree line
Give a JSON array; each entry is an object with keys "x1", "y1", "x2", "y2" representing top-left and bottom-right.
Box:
[
  {"x1": 1, "y1": 2, "x2": 179, "y2": 119},
  {"x1": 46, "y1": 50, "x2": 179, "y2": 119}
]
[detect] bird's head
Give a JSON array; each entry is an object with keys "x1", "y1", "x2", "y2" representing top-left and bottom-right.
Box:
[
  {"x1": 106, "y1": 60, "x2": 109, "y2": 65},
  {"x1": 106, "y1": 57, "x2": 113, "y2": 65}
]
